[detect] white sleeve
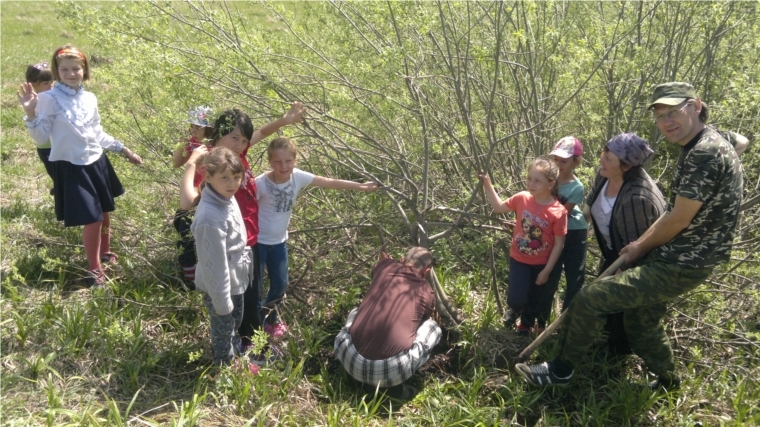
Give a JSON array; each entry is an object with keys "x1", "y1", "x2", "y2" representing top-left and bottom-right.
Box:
[
  {"x1": 194, "y1": 222, "x2": 234, "y2": 315},
  {"x1": 24, "y1": 93, "x2": 55, "y2": 147},
  {"x1": 292, "y1": 168, "x2": 315, "y2": 195},
  {"x1": 92, "y1": 100, "x2": 124, "y2": 152}
]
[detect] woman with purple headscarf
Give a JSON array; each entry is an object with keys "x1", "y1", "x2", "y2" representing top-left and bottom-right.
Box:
[{"x1": 584, "y1": 133, "x2": 667, "y2": 356}]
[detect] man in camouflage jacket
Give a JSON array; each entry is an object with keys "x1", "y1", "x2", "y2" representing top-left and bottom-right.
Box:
[{"x1": 515, "y1": 82, "x2": 743, "y2": 390}]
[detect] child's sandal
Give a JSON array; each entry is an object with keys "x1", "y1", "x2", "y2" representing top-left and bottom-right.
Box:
[
  {"x1": 100, "y1": 252, "x2": 119, "y2": 263},
  {"x1": 84, "y1": 269, "x2": 106, "y2": 288}
]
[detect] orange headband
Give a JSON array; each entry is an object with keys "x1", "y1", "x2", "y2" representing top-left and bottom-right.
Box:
[{"x1": 54, "y1": 48, "x2": 85, "y2": 59}]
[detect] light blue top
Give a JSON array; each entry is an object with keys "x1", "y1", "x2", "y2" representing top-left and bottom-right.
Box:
[{"x1": 560, "y1": 177, "x2": 588, "y2": 230}]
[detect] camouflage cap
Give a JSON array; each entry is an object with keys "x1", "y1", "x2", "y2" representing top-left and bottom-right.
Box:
[{"x1": 648, "y1": 82, "x2": 698, "y2": 109}]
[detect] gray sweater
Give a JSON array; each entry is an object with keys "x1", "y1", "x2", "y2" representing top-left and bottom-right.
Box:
[{"x1": 191, "y1": 184, "x2": 251, "y2": 315}]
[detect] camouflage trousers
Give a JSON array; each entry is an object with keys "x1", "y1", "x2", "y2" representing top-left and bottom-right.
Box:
[
  {"x1": 201, "y1": 292, "x2": 244, "y2": 365},
  {"x1": 557, "y1": 254, "x2": 711, "y2": 379}
]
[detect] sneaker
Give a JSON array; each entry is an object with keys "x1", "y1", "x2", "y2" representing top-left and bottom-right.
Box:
[
  {"x1": 514, "y1": 362, "x2": 573, "y2": 387},
  {"x1": 100, "y1": 252, "x2": 119, "y2": 264},
  {"x1": 503, "y1": 309, "x2": 520, "y2": 329},
  {"x1": 264, "y1": 322, "x2": 288, "y2": 339},
  {"x1": 84, "y1": 269, "x2": 106, "y2": 288},
  {"x1": 238, "y1": 342, "x2": 254, "y2": 355},
  {"x1": 233, "y1": 358, "x2": 260, "y2": 375},
  {"x1": 516, "y1": 324, "x2": 531, "y2": 337},
  {"x1": 249, "y1": 344, "x2": 283, "y2": 366}
]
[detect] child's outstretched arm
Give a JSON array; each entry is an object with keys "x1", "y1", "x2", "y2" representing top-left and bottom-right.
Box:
[
  {"x1": 477, "y1": 172, "x2": 513, "y2": 213},
  {"x1": 89, "y1": 107, "x2": 143, "y2": 165},
  {"x1": 250, "y1": 101, "x2": 305, "y2": 145},
  {"x1": 537, "y1": 234, "x2": 565, "y2": 285},
  {"x1": 180, "y1": 145, "x2": 208, "y2": 210},
  {"x1": 310, "y1": 175, "x2": 378, "y2": 192},
  {"x1": 120, "y1": 146, "x2": 143, "y2": 165}
]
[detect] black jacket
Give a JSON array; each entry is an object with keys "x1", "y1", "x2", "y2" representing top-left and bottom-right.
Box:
[{"x1": 587, "y1": 168, "x2": 667, "y2": 271}]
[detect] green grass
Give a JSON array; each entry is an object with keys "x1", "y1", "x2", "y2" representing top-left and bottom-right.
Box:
[{"x1": 2, "y1": 2, "x2": 760, "y2": 426}]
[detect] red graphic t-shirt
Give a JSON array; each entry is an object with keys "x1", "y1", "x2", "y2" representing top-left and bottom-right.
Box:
[{"x1": 505, "y1": 191, "x2": 567, "y2": 265}]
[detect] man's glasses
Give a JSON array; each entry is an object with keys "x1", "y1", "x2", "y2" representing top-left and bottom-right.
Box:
[
  {"x1": 32, "y1": 62, "x2": 49, "y2": 70},
  {"x1": 653, "y1": 102, "x2": 690, "y2": 123}
]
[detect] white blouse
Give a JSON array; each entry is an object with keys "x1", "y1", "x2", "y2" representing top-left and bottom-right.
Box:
[
  {"x1": 24, "y1": 84, "x2": 123, "y2": 165},
  {"x1": 591, "y1": 181, "x2": 617, "y2": 250}
]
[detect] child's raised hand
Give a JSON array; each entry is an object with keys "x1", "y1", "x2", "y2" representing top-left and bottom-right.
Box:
[
  {"x1": 283, "y1": 101, "x2": 305, "y2": 124},
  {"x1": 187, "y1": 144, "x2": 209, "y2": 164},
  {"x1": 17, "y1": 83, "x2": 38, "y2": 114},
  {"x1": 359, "y1": 182, "x2": 379, "y2": 192},
  {"x1": 477, "y1": 171, "x2": 490, "y2": 183}
]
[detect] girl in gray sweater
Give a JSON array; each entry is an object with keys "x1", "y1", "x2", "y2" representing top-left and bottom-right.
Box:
[{"x1": 191, "y1": 147, "x2": 253, "y2": 365}]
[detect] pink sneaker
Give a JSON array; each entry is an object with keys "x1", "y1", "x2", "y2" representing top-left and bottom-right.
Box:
[
  {"x1": 99, "y1": 252, "x2": 119, "y2": 264},
  {"x1": 263, "y1": 322, "x2": 288, "y2": 339},
  {"x1": 233, "y1": 358, "x2": 260, "y2": 375}
]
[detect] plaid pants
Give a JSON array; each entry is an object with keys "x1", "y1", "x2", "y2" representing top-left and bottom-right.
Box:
[{"x1": 334, "y1": 308, "x2": 442, "y2": 387}]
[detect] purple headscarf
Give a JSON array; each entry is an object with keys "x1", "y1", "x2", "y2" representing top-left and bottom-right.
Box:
[{"x1": 606, "y1": 133, "x2": 654, "y2": 167}]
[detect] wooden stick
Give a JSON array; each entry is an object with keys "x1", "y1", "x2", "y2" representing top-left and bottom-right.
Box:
[
  {"x1": 513, "y1": 254, "x2": 628, "y2": 363},
  {"x1": 428, "y1": 267, "x2": 463, "y2": 326}
]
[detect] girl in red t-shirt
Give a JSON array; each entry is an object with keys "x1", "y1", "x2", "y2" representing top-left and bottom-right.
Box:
[{"x1": 478, "y1": 157, "x2": 567, "y2": 336}]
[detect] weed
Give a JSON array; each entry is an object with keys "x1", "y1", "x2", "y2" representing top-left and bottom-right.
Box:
[{"x1": 22, "y1": 352, "x2": 56, "y2": 380}]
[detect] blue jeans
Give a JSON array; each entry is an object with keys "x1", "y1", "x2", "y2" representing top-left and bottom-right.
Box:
[
  {"x1": 508, "y1": 258, "x2": 562, "y2": 329},
  {"x1": 257, "y1": 242, "x2": 289, "y2": 325}
]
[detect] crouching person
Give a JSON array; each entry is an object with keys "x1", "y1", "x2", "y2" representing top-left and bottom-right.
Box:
[{"x1": 334, "y1": 247, "x2": 442, "y2": 399}]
